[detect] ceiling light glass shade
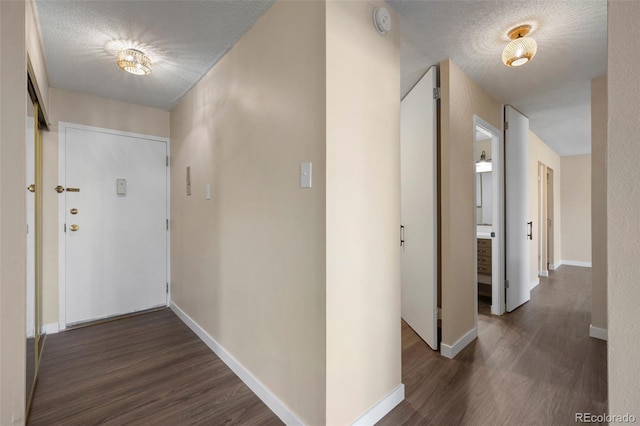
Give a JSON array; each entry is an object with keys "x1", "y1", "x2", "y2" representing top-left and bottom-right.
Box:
[
  {"x1": 502, "y1": 37, "x2": 537, "y2": 67},
  {"x1": 117, "y1": 48, "x2": 151, "y2": 75}
]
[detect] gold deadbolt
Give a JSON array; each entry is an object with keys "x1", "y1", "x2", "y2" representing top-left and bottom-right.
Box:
[
  {"x1": 27, "y1": 184, "x2": 36, "y2": 193},
  {"x1": 69, "y1": 224, "x2": 79, "y2": 232},
  {"x1": 55, "y1": 185, "x2": 65, "y2": 193},
  {"x1": 70, "y1": 208, "x2": 78, "y2": 215}
]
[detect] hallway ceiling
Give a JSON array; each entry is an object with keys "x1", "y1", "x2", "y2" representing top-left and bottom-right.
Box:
[{"x1": 34, "y1": 0, "x2": 606, "y2": 156}]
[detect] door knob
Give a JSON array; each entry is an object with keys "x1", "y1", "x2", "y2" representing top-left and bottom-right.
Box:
[
  {"x1": 69, "y1": 224, "x2": 79, "y2": 232},
  {"x1": 27, "y1": 184, "x2": 36, "y2": 193},
  {"x1": 55, "y1": 185, "x2": 65, "y2": 193},
  {"x1": 70, "y1": 208, "x2": 78, "y2": 215}
]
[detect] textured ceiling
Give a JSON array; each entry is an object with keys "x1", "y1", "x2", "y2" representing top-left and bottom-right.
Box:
[
  {"x1": 34, "y1": 0, "x2": 606, "y2": 156},
  {"x1": 388, "y1": 0, "x2": 607, "y2": 156},
  {"x1": 35, "y1": 0, "x2": 275, "y2": 111}
]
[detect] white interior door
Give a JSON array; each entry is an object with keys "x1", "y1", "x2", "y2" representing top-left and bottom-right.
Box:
[
  {"x1": 400, "y1": 66, "x2": 438, "y2": 350},
  {"x1": 63, "y1": 126, "x2": 168, "y2": 326},
  {"x1": 505, "y1": 106, "x2": 530, "y2": 312}
]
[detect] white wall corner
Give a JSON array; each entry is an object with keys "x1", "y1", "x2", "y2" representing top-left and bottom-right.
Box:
[
  {"x1": 170, "y1": 301, "x2": 304, "y2": 426},
  {"x1": 538, "y1": 270, "x2": 549, "y2": 277},
  {"x1": 351, "y1": 384, "x2": 404, "y2": 426},
  {"x1": 530, "y1": 278, "x2": 540, "y2": 290},
  {"x1": 589, "y1": 324, "x2": 608, "y2": 341},
  {"x1": 440, "y1": 327, "x2": 478, "y2": 359},
  {"x1": 560, "y1": 260, "x2": 592, "y2": 268},
  {"x1": 43, "y1": 322, "x2": 59, "y2": 335}
]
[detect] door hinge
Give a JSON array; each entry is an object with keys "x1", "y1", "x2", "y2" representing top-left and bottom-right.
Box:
[
  {"x1": 505, "y1": 122, "x2": 509, "y2": 130},
  {"x1": 166, "y1": 155, "x2": 169, "y2": 167},
  {"x1": 166, "y1": 283, "x2": 169, "y2": 294},
  {"x1": 64, "y1": 223, "x2": 67, "y2": 233},
  {"x1": 505, "y1": 280, "x2": 510, "y2": 289},
  {"x1": 433, "y1": 87, "x2": 441, "y2": 100},
  {"x1": 166, "y1": 219, "x2": 169, "y2": 230},
  {"x1": 400, "y1": 225, "x2": 405, "y2": 248},
  {"x1": 26, "y1": 224, "x2": 29, "y2": 234},
  {"x1": 436, "y1": 307, "x2": 442, "y2": 320}
]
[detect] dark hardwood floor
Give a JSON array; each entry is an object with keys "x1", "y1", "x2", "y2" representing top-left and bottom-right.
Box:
[
  {"x1": 28, "y1": 309, "x2": 282, "y2": 426},
  {"x1": 378, "y1": 265, "x2": 607, "y2": 426},
  {"x1": 29, "y1": 266, "x2": 605, "y2": 425}
]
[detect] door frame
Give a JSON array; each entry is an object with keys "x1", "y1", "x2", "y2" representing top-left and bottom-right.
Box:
[
  {"x1": 473, "y1": 116, "x2": 505, "y2": 317},
  {"x1": 57, "y1": 122, "x2": 170, "y2": 330}
]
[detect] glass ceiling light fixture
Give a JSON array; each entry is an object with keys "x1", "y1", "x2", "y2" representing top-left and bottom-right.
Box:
[
  {"x1": 476, "y1": 151, "x2": 492, "y2": 173},
  {"x1": 117, "y1": 48, "x2": 152, "y2": 75},
  {"x1": 502, "y1": 25, "x2": 537, "y2": 67}
]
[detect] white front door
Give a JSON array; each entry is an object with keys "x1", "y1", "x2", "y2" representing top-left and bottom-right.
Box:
[
  {"x1": 400, "y1": 66, "x2": 438, "y2": 350},
  {"x1": 62, "y1": 125, "x2": 168, "y2": 326},
  {"x1": 505, "y1": 106, "x2": 531, "y2": 312}
]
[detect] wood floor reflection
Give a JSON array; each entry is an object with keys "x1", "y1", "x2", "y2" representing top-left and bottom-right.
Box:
[{"x1": 378, "y1": 266, "x2": 607, "y2": 426}]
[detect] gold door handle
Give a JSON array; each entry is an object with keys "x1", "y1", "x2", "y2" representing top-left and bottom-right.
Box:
[
  {"x1": 69, "y1": 224, "x2": 79, "y2": 232},
  {"x1": 55, "y1": 185, "x2": 65, "y2": 193},
  {"x1": 27, "y1": 184, "x2": 36, "y2": 193},
  {"x1": 70, "y1": 208, "x2": 78, "y2": 215},
  {"x1": 66, "y1": 187, "x2": 80, "y2": 192}
]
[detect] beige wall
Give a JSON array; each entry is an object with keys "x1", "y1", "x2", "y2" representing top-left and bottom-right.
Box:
[
  {"x1": 591, "y1": 76, "x2": 607, "y2": 331},
  {"x1": 41, "y1": 88, "x2": 170, "y2": 326},
  {"x1": 440, "y1": 60, "x2": 502, "y2": 345},
  {"x1": 325, "y1": 1, "x2": 401, "y2": 424},
  {"x1": 0, "y1": 1, "x2": 27, "y2": 423},
  {"x1": 170, "y1": 2, "x2": 326, "y2": 424},
  {"x1": 608, "y1": 0, "x2": 640, "y2": 416},
  {"x1": 560, "y1": 154, "x2": 591, "y2": 263},
  {"x1": 528, "y1": 131, "x2": 561, "y2": 284}
]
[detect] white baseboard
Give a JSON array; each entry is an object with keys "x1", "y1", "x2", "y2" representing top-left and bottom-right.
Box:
[
  {"x1": 42, "y1": 322, "x2": 60, "y2": 335},
  {"x1": 530, "y1": 278, "x2": 540, "y2": 290},
  {"x1": 352, "y1": 384, "x2": 404, "y2": 426},
  {"x1": 549, "y1": 263, "x2": 559, "y2": 271},
  {"x1": 441, "y1": 327, "x2": 478, "y2": 359},
  {"x1": 589, "y1": 324, "x2": 608, "y2": 341},
  {"x1": 538, "y1": 270, "x2": 549, "y2": 277},
  {"x1": 170, "y1": 302, "x2": 304, "y2": 426},
  {"x1": 558, "y1": 260, "x2": 592, "y2": 268}
]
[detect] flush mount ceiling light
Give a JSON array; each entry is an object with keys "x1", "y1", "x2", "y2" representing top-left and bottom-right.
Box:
[
  {"x1": 502, "y1": 25, "x2": 537, "y2": 67},
  {"x1": 117, "y1": 48, "x2": 152, "y2": 75}
]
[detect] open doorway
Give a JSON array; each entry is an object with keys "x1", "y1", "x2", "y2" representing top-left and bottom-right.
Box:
[
  {"x1": 473, "y1": 116, "x2": 504, "y2": 318},
  {"x1": 537, "y1": 163, "x2": 555, "y2": 277}
]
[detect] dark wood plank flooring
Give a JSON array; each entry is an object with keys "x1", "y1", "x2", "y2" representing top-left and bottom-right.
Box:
[
  {"x1": 29, "y1": 266, "x2": 605, "y2": 425},
  {"x1": 28, "y1": 309, "x2": 282, "y2": 426},
  {"x1": 378, "y1": 266, "x2": 607, "y2": 426}
]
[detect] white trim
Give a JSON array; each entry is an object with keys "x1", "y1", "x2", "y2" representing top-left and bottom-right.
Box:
[
  {"x1": 589, "y1": 325, "x2": 608, "y2": 341},
  {"x1": 170, "y1": 301, "x2": 304, "y2": 426},
  {"x1": 538, "y1": 270, "x2": 549, "y2": 277},
  {"x1": 440, "y1": 327, "x2": 478, "y2": 359},
  {"x1": 42, "y1": 322, "x2": 59, "y2": 335},
  {"x1": 351, "y1": 384, "x2": 404, "y2": 426},
  {"x1": 58, "y1": 122, "x2": 170, "y2": 330},
  {"x1": 530, "y1": 278, "x2": 540, "y2": 290},
  {"x1": 549, "y1": 263, "x2": 559, "y2": 270},
  {"x1": 559, "y1": 260, "x2": 592, "y2": 268}
]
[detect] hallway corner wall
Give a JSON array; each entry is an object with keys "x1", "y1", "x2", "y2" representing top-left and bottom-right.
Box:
[
  {"x1": 439, "y1": 59, "x2": 502, "y2": 348},
  {"x1": 0, "y1": 0, "x2": 27, "y2": 422},
  {"x1": 169, "y1": 2, "x2": 327, "y2": 424}
]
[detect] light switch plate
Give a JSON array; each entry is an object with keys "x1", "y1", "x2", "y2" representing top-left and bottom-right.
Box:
[
  {"x1": 205, "y1": 184, "x2": 211, "y2": 200},
  {"x1": 300, "y1": 162, "x2": 312, "y2": 188},
  {"x1": 116, "y1": 178, "x2": 126, "y2": 195}
]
